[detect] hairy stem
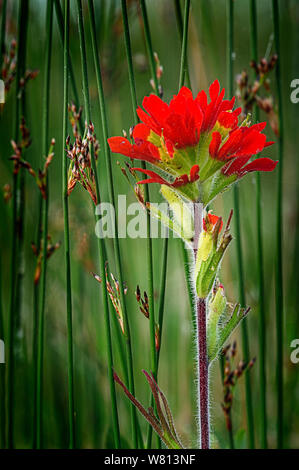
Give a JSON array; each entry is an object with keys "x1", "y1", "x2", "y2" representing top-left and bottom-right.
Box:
[
  {"x1": 192, "y1": 203, "x2": 209, "y2": 449},
  {"x1": 196, "y1": 297, "x2": 209, "y2": 449}
]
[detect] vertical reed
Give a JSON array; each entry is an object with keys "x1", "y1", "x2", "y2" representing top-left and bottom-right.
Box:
[
  {"x1": 6, "y1": 0, "x2": 28, "y2": 448},
  {"x1": 62, "y1": 0, "x2": 75, "y2": 449},
  {"x1": 272, "y1": 0, "x2": 284, "y2": 450},
  {"x1": 249, "y1": 0, "x2": 267, "y2": 449},
  {"x1": 0, "y1": 0, "x2": 7, "y2": 69},
  {"x1": 35, "y1": 0, "x2": 54, "y2": 449},
  {"x1": 77, "y1": 0, "x2": 121, "y2": 448},
  {"x1": 139, "y1": 0, "x2": 172, "y2": 448},
  {"x1": 227, "y1": 0, "x2": 255, "y2": 448},
  {"x1": 0, "y1": 0, "x2": 7, "y2": 450},
  {"x1": 87, "y1": 0, "x2": 138, "y2": 448}
]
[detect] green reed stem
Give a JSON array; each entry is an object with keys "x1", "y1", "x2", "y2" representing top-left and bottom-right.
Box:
[
  {"x1": 177, "y1": 0, "x2": 194, "y2": 335},
  {"x1": 62, "y1": 0, "x2": 75, "y2": 449},
  {"x1": 138, "y1": 0, "x2": 168, "y2": 448},
  {"x1": 272, "y1": 0, "x2": 284, "y2": 449},
  {"x1": 174, "y1": 0, "x2": 191, "y2": 89},
  {"x1": 227, "y1": 0, "x2": 255, "y2": 449},
  {"x1": 0, "y1": 256, "x2": 5, "y2": 449},
  {"x1": 35, "y1": 0, "x2": 54, "y2": 449},
  {"x1": 32, "y1": 197, "x2": 42, "y2": 449},
  {"x1": 77, "y1": 0, "x2": 121, "y2": 448},
  {"x1": 87, "y1": 0, "x2": 138, "y2": 448},
  {"x1": 6, "y1": 0, "x2": 28, "y2": 448},
  {"x1": 174, "y1": 0, "x2": 194, "y2": 320},
  {"x1": 122, "y1": 0, "x2": 156, "y2": 422},
  {"x1": 53, "y1": 0, "x2": 83, "y2": 135},
  {"x1": 0, "y1": 0, "x2": 7, "y2": 70},
  {"x1": 139, "y1": 0, "x2": 159, "y2": 95},
  {"x1": 0, "y1": 0, "x2": 7, "y2": 450},
  {"x1": 249, "y1": 0, "x2": 267, "y2": 449},
  {"x1": 178, "y1": 0, "x2": 190, "y2": 90}
]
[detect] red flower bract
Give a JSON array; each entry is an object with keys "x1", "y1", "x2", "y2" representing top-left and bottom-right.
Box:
[{"x1": 107, "y1": 80, "x2": 277, "y2": 202}]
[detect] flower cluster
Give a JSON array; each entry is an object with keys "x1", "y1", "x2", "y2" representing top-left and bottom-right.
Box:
[
  {"x1": 221, "y1": 342, "x2": 256, "y2": 432},
  {"x1": 10, "y1": 119, "x2": 55, "y2": 200},
  {"x1": 31, "y1": 235, "x2": 61, "y2": 285},
  {"x1": 135, "y1": 285, "x2": 160, "y2": 351},
  {"x1": 66, "y1": 118, "x2": 100, "y2": 205},
  {"x1": 1, "y1": 38, "x2": 39, "y2": 99},
  {"x1": 108, "y1": 80, "x2": 277, "y2": 205},
  {"x1": 237, "y1": 55, "x2": 279, "y2": 135},
  {"x1": 92, "y1": 264, "x2": 127, "y2": 335}
]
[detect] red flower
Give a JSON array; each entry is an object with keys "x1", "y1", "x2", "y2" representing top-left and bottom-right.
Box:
[
  {"x1": 108, "y1": 80, "x2": 277, "y2": 204},
  {"x1": 203, "y1": 213, "x2": 223, "y2": 233},
  {"x1": 132, "y1": 164, "x2": 199, "y2": 188}
]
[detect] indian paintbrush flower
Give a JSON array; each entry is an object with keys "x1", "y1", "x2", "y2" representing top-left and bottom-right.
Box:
[{"x1": 108, "y1": 80, "x2": 277, "y2": 206}]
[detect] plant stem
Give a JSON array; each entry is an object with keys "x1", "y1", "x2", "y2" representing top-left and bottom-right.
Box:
[
  {"x1": 77, "y1": 0, "x2": 121, "y2": 448},
  {"x1": 0, "y1": 0, "x2": 7, "y2": 450},
  {"x1": 121, "y1": 0, "x2": 158, "y2": 449},
  {"x1": 0, "y1": 0, "x2": 7, "y2": 70},
  {"x1": 249, "y1": 0, "x2": 267, "y2": 449},
  {"x1": 178, "y1": 0, "x2": 190, "y2": 90},
  {"x1": 32, "y1": 197, "x2": 42, "y2": 449},
  {"x1": 121, "y1": 0, "x2": 155, "y2": 388},
  {"x1": 53, "y1": 0, "x2": 84, "y2": 135},
  {"x1": 35, "y1": 0, "x2": 53, "y2": 449},
  {"x1": 227, "y1": 0, "x2": 255, "y2": 449},
  {"x1": 174, "y1": 0, "x2": 191, "y2": 88},
  {"x1": 87, "y1": 0, "x2": 138, "y2": 448},
  {"x1": 196, "y1": 297, "x2": 209, "y2": 449},
  {"x1": 178, "y1": 0, "x2": 195, "y2": 322},
  {"x1": 272, "y1": 0, "x2": 284, "y2": 450},
  {"x1": 0, "y1": 255, "x2": 5, "y2": 449},
  {"x1": 192, "y1": 202, "x2": 209, "y2": 449},
  {"x1": 62, "y1": 0, "x2": 75, "y2": 449},
  {"x1": 139, "y1": 0, "x2": 159, "y2": 95},
  {"x1": 139, "y1": 0, "x2": 175, "y2": 448},
  {"x1": 6, "y1": 0, "x2": 28, "y2": 448}
]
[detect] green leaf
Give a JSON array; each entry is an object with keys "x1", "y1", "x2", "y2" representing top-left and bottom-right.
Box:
[{"x1": 208, "y1": 302, "x2": 250, "y2": 364}]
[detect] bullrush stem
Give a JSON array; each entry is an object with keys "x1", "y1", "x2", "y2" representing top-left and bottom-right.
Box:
[
  {"x1": 7, "y1": 0, "x2": 28, "y2": 448},
  {"x1": 87, "y1": 0, "x2": 138, "y2": 448},
  {"x1": 35, "y1": 0, "x2": 54, "y2": 449},
  {"x1": 227, "y1": 0, "x2": 255, "y2": 448},
  {"x1": 62, "y1": 0, "x2": 75, "y2": 449},
  {"x1": 77, "y1": 0, "x2": 121, "y2": 448},
  {"x1": 249, "y1": 0, "x2": 267, "y2": 449},
  {"x1": 272, "y1": 0, "x2": 284, "y2": 449}
]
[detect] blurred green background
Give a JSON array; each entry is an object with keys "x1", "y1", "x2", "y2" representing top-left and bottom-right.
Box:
[{"x1": 0, "y1": 0, "x2": 298, "y2": 449}]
